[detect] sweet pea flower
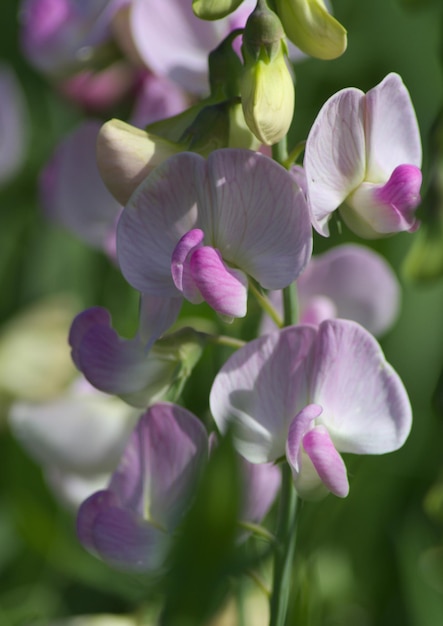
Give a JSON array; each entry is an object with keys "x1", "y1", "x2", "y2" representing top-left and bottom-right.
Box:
[
  {"x1": 77, "y1": 403, "x2": 209, "y2": 571},
  {"x1": 77, "y1": 402, "x2": 280, "y2": 571},
  {"x1": 117, "y1": 149, "x2": 312, "y2": 323},
  {"x1": 69, "y1": 295, "x2": 194, "y2": 408},
  {"x1": 40, "y1": 120, "x2": 122, "y2": 258},
  {"x1": 114, "y1": 0, "x2": 256, "y2": 94},
  {"x1": 210, "y1": 319, "x2": 412, "y2": 499},
  {"x1": 304, "y1": 73, "x2": 422, "y2": 238},
  {"x1": 19, "y1": 0, "x2": 119, "y2": 76},
  {"x1": 9, "y1": 378, "x2": 138, "y2": 508},
  {"x1": 261, "y1": 244, "x2": 400, "y2": 337}
]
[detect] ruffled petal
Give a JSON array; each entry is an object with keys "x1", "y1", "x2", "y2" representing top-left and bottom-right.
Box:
[
  {"x1": 304, "y1": 88, "x2": 366, "y2": 235},
  {"x1": 309, "y1": 319, "x2": 412, "y2": 454},
  {"x1": 239, "y1": 460, "x2": 281, "y2": 526},
  {"x1": 69, "y1": 308, "x2": 181, "y2": 408},
  {"x1": 206, "y1": 150, "x2": 312, "y2": 287},
  {"x1": 210, "y1": 326, "x2": 317, "y2": 463},
  {"x1": 117, "y1": 152, "x2": 206, "y2": 296},
  {"x1": 364, "y1": 73, "x2": 422, "y2": 183},
  {"x1": 109, "y1": 403, "x2": 208, "y2": 531},
  {"x1": 77, "y1": 491, "x2": 168, "y2": 571}
]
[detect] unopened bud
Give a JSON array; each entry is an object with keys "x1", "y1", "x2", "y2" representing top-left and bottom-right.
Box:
[
  {"x1": 193, "y1": 0, "x2": 244, "y2": 20},
  {"x1": 96, "y1": 119, "x2": 181, "y2": 204},
  {"x1": 240, "y1": 1, "x2": 294, "y2": 145},
  {"x1": 274, "y1": 0, "x2": 347, "y2": 60}
]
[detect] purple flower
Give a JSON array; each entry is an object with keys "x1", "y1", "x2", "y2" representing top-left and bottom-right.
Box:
[
  {"x1": 40, "y1": 120, "x2": 122, "y2": 258},
  {"x1": 77, "y1": 402, "x2": 281, "y2": 571},
  {"x1": 304, "y1": 73, "x2": 422, "y2": 238},
  {"x1": 19, "y1": 0, "x2": 118, "y2": 75},
  {"x1": 120, "y1": 0, "x2": 256, "y2": 94},
  {"x1": 69, "y1": 296, "x2": 185, "y2": 408},
  {"x1": 117, "y1": 149, "x2": 312, "y2": 324},
  {"x1": 210, "y1": 319, "x2": 412, "y2": 499},
  {"x1": 261, "y1": 244, "x2": 400, "y2": 337},
  {"x1": 77, "y1": 403, "x2": 209, "y2": 571}
]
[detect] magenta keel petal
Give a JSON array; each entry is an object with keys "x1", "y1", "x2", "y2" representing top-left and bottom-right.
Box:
[
  {"x1": 190, "y1": 246, "x2": 248, "y2": 318},
  {"x1": 373, "y1": 164, "x2": 422, "y2": 230},
  {"x1": 302, "y1": 426, "x2": 349, "y2": 498}
]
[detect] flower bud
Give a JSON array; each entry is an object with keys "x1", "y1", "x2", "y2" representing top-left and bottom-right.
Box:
[
  {"x1": 240, "y1": 1, "x2": 295, "y2": 145},
  {"x1": 193, "y1": 0, "x2": 243, "y2": 20},
  {"x1": 96, "y1": 119, "x2": 181, "y2": 204},
  {"x1": 274, "y1": 0, "x2": 347, "y2": 60}
]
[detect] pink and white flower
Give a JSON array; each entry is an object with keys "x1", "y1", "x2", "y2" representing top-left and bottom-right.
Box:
[
  {"x1": 117, "y1": 149, "x2": 312, "y2": 323},
  {"x1": 261, "y1": 244, "x2": 400, "y2": 337},
  {"x1": 77, "y1": 402, "x2": 281, "y2": 571},
  {"x1": 210, "y1": 319, "x2": 412, "y2": 499},
  {"x1": 304, "y1": 73, "x2": 422, "y2": 238}
]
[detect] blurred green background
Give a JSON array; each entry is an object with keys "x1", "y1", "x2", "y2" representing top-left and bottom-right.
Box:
[{"x1": 2, "y1": 0, "x2": 443, "y2": 624}]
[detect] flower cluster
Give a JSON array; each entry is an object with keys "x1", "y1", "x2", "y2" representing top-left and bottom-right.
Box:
[{"x1": 10, "y1": 0, "x2": 425, "y2": 623}]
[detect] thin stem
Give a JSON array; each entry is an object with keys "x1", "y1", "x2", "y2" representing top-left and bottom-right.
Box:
[
  {"x1": 249, "y1": 281, "x2": 283, "y2": 328},
  {"x1": 203, "y1": 333, "x2": 246, "y2": 350},
  {"x1": 238, "y1": 520, "x2": 277, "y2": 544},
  {"x1": 282, "y1": 282, "x2": 299, "y2": 327},
  {"x1": 272, "y1": 137, "x2": 289, "y2": 167},
  {"x1": 245, "y1": 569, "x2": 272, "y2": 598},
  {"x1": 283, "y1": 141, "x2": 306, "y2": 169},
  {"x1": 269, "y1": 464, "x2": 298, "y2": 626}
]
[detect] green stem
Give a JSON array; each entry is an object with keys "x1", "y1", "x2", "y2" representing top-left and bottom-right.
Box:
[
  {"x1": 269, "y1": 464, "x2": 298, "y2": 626},
  {"x1": 203, "y1": 333, "x2": 246, "y2": 350},
  {"x1": 283, "y1": 140, "x2": 306, "y2": 169},
  {"x1": 282, "y1": 282, "x2": 299, "y2": 327},
  {"x1": 237, "y1": 520, "x2": 277, "y2": 544},
  {"x1": 271, "y1": 136, "x2": 289, "y2": 167},
  {"x1": 249, "y1": 281, "x2": 283, "y2": 328}
]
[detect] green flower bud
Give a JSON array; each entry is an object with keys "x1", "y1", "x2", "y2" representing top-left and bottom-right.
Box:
[
  {"x1": 96, "y1": 119, "x2": 182, "y2": 205},
  {"x1": 193, "y1": 0, "x2": 244, "y2": 20},
  {"x1": 240, "y1": 1, "x2": 295, "y2": 145},
  {"x1": 274, "y1": 0, "x2": 347, "y2": 60},
  {"x1": 241, "y1": 42, "x2": 295, "y2": 145}
]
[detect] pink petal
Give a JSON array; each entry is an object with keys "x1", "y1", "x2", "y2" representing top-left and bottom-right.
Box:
[
  {"x1": 206, "y1": 150, "x2": 312, "y2": 288},
  {"x1": 129, "y1": 0, "x2": 221, "y2": 94},
  {"x1": 138, "y1": 294, "x2": 183, "y2": 345},
  {"x1": 364, "y1": 73, "x2": 422, "y2": 183},
  {"x1": 304, "y1": 88, "x2": 366, "y2": 236},
  {"x1": 117, "y1": 152, "x2": 206, "y2": 296},
  {"x1": 40, "y1": 121, "x2": 122, "y2": 254},
  {"x1": 190, "y1": 246, "x2": 248, "y2": 317},
  {"x1": 286, "y1": 404, "x2": 323, "y2": 471},
  {"x1": 210, "y1": 326, "x2": 317, "y2": 463},
  {"x1": 309, "y1": 319, "x2": 412, "y2": 454},
  {"x1": 239, "y1": 461, "x2": 281, "y2": 527},
  {"x1": 109, "y1": 403, "x2": 208, "y2": 531},
  {"x1": 302, "y1": 426, "x2": 349, "y2": 498},
  {"x1": 297, "y1": 244, "x2": 400, "y2": 336},
  {"x1": 171, "y1": 229, "x2": 205, "y2": 304}
]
